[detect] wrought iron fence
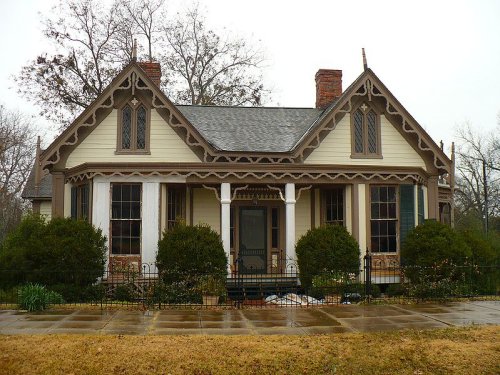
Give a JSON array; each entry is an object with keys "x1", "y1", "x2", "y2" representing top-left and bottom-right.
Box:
[{"x1": 0, "y1": 259, "x2": 498, "y2": 309}]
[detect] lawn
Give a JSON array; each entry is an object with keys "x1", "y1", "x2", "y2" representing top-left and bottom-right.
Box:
[{"x1": 0, "y1": 326, "x2": 498, "y2": 374}]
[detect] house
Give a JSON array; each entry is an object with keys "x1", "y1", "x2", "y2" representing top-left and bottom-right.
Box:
[{"x1": 22, "y1": 58, "x2": 455, "y2": 278}]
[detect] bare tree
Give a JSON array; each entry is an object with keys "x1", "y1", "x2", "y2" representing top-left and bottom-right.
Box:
[
  {"x1": 159, "y1": 6, "x2": 266, "y2": 106},
  {"x1": 118, "y1": 0, "x2": 165, "y2": 61},
  {"x1": 15, "y1": 0, "x2": 128, "y2": 128},
  {"x1": 16, "y1": 0, "x2": 269, "y2": 129},
  {"x1": 0, "y1": 105, "x2": 37, "y2": 244},
  {"x1": 454, "y1": 122, "x2": 500, "y2": 233}
]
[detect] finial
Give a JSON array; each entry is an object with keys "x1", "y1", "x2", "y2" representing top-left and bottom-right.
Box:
[
  {"x1": 362, "y1": 48, "x2": 368, "y2": 71},
  {"x1": 440, "y1": 140, "x2": 444, "y2": 150},
  {"x1": 132, "y1": 39, "x2": 137, "y2": 61}
]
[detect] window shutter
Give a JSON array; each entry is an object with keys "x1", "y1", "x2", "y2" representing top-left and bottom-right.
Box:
[
  {"x1": 399, "y1": 185, "x2": 415, "y2": 245},
  {"x1": 71, "y1": 187, "x2": 78, "y2": 219},
  {"x1": 418, "y1": 186, "x2": 424, "y2": 225}
]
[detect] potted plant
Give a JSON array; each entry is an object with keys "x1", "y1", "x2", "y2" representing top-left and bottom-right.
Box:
[{"x1": 197, "y1": 275, "x2": 225, "y2": 306}]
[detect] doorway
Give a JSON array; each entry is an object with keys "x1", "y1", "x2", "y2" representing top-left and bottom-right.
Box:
[{"x1": 238, "y1": 207, "x2": 267, "y2": 274}]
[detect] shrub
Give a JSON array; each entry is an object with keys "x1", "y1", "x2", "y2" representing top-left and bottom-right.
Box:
[
  {"x1": 296, "y1": 225, "x2": 360, "y2": 289},
  {"x1": 385, "y1": 283, "x2": 406, "y2": 297},
  {"x1": 156, "y1": 222, "x2": 227, "y2": 284},
  {"x1": 0, "y1": 215, "x2": 107, "y2": 300},
  {"x1": 401, "y1": 220, "x2": 471, "y2": 267},
  {"x1": 18, "y1": 283, "x2": 64, "y2": 312}
]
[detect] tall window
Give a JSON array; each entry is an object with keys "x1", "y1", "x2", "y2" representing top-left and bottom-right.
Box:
[
  {"x1": 71, "y1": 183, "x2": 90, "y2": 220},
  {"x1": 118, "y1": 99, "x2": 148, "y2": 152},
  {"x1": 111, "y1": 184, "x2": 141, "y2": 255},
  {"x1": 352, "y1": 105, "x2": 380, "y2": 157},
  {"x1": 167, "y1": 186, "x2": 185, "y2": 230},
  {"x1": 324, "y1": 187, "x2": 344, "y2": 226},
  {"x1": 370, "y1": 186, "x2": 397, "y2": 253},
  {"x1": 271, "y1": 207, "x2": 280, "y2": 248}
]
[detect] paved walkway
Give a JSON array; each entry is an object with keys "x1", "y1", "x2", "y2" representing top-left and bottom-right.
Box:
[{"x1": 0, "y1": 301, "x2": 498, "y2": 335}]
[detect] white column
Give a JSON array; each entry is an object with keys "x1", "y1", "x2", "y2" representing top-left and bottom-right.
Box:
[
  {"x1": 358, "y1": 184, "x2": 367, "y2": 264},
  {"x1": 142, "y1": 182, "x2": 160, "y2": 272},
  {"x1": 220, "y1": 182, "x2": 231, "y2": 274},
  {"x1": 285, "y1": 183, "x2": 296, "y2": 269},
  {"x1": 92, "y1": 180, "x2": 110, "y2": 272}
]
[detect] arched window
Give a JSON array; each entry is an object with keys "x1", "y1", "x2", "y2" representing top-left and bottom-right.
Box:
[
  {"x1": 351, "y1": 104, "x2": 380, "y2": 157},
  {"x1": 117, "y1": 98, "x2": 149, "y2": 153}
]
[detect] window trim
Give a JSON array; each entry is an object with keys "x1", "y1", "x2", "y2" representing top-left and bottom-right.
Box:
[
  {"x1": 110, "y1": 183, "x2": 142, "y2": 256},
  {"x1": 320, "y1": 186, "x2": 345, "y2": 226},
  {"x1": 116, "y1": 97, "x2": 151, "y2": 155},
  {"x1": 350, "y1": 103, "x2": 382, "y2": 159},
  {"x1": 368, "y1": 184, "x2": 399, "y2": 254}
]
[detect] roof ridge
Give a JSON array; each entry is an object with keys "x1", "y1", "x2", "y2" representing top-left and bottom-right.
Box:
[{"x1": 176, "y1": 104, "x2": 319, "y2": 110}]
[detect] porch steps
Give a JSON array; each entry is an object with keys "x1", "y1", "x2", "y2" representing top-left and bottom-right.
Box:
[{"x1": 226, "y1": 276, "x2": 302, "y2": 301}]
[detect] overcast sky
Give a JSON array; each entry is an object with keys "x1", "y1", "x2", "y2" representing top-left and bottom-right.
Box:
[{"x1": 1, "y1": 0, "x2": 499, "y2": 155}]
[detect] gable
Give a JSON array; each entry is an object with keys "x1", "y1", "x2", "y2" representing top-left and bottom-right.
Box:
[
  {"x1": 41, "y1": 62, "x2": 214, "y2": 171},
  {"x1": 293, "y1": 69, "x2": 452, "y2": 174},
  {"x1": 65, "y1": 108, "x2": 200, "y2": 169},
  {"x1": 304, "y1": 113, "x2": 427, "y2": 170}
]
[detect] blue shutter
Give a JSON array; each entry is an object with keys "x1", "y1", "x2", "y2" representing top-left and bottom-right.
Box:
[{"x1": 71, "y1": 187, "x2": 78, "y2": 219}]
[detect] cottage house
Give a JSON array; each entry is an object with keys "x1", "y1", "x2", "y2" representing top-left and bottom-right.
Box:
[{"x1": 22, "y1": 59, "x2": 454, "y2": 278}]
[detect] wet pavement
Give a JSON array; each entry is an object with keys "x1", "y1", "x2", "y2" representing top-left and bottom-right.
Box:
[{"x1": 0, "y1": 301, "x2": 498, "y2": 335}]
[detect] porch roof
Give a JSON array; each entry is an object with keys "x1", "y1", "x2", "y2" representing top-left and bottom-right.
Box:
[{"x1": 177, "y1": 106, "x2": 323, "y2": 152}]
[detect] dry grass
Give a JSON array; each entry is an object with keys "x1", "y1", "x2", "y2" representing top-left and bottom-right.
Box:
[{"x1": 0, "y1": 326, "x2": 499, "y2": 374}]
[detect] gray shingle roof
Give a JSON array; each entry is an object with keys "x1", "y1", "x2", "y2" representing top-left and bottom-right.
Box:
[
  {"x1": 22, "y1": 164, "x2": 52, "y2": 199},
  {"x1": 177, "y1": 106, "x2": 323, "y2": 152}
]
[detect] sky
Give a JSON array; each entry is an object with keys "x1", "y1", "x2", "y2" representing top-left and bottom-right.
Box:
[{"x1": 0, "y1": 0, "x2": 499, "y2": 155}]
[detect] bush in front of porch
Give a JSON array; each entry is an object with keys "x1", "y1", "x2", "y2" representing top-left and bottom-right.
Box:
[
  {"x1": 295, "y1": 225, "x2": 360, "y2": 291},
  {"x1": 156, "y1": 222, "x2": 227, "y2": 303}
]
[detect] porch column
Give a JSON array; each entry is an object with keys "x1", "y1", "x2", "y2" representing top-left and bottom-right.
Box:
[
  {"x1": 220, "y1": 182, "x2": 231, "y2": 274},
  {"x1": 51, "y1": 171, "x2": 65, "y2": 218},
  {"x1": 285, "y1": 183, "x2": 296, "y2": 269},
  {"x1": 142, "y1": 182, "x2": 160, "y2": 271}
]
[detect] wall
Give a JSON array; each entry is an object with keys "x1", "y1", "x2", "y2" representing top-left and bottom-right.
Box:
[
  {"x1": 295, "y1": 190, "x2": 311, "y2": 243},
  {"x1": 66, "y1": 109, "x2": 200, "y2": 168},
  {"x1": 192, "y1": 188, "x2": 221, "y2": 234},
  {"x1": 305, "y1": 114, "x2": 426, "y2": 169},
  {"x1": 39, "y1": 201, "x2": 52, "y2": 220}
]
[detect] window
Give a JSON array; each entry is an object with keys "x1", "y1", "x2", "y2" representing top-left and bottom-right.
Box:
[
  {"x1": 323, "y1": 187, "x2": 344, "y2": 226},
  {"x1": 111, "y1": 184, "x2": 141, "y2": 255},
  {"x1": 271, "y1": 207, "x2": 279, "y2": 248},
  {"x1": 230, "y1": 207, "x2": 235, "y2": 249},
  {"x1": 370, "y1": 186, "x2": 397, "y2": 253},
  {"x1": 351, "y1": 105, "x2": 380, "y2": 157},
  {"x1": 167, "y1": 186, "x2": 185, "y2": 230},
  {"x1": 71, "y1": 183, "x2": 90, "y2": 220},
  {"x1": 117, "y1": 98, "x2": 149, "y2": 153}
]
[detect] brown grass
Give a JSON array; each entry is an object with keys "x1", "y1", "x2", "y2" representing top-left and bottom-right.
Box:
[{"x1": 0, "y1": 326, "x2": 499, "y2": 375}]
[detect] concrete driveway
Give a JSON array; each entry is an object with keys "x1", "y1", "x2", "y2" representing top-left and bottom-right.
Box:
[{"x1": 0, "y1": 301, "x2": 498, "y2": 335}]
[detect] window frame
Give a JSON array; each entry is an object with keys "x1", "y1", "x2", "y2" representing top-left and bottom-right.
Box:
[
  {"x1": 166, "y1": 185, "x2": 186, "y2": 231},
  {"x1": 369, "y1": 185, "x2": 399, "y2": 254},
  {"x1": 110, "y1": 183, "x2": 142, "y2": 256},
  {"x1": 350, "y1": 103, "x2": 382, "y2": 159},
  {"x1": 70, "y1": 182, "x2": 91, "y2": 221},
  {"x1": 116, "y1": 97, "x2": 151, "y2": 154},
  {"x1": 321, "y1": 187, "x2": 345, "y2": 226}
]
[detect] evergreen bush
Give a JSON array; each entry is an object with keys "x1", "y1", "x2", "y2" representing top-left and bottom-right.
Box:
[
  {"x1": 295, "y1": 225, "x2": 360, "y2": 289},
  {"x1": 156, "y1": 222, "x2": 227, "y2": 285},
  {"x1": 0, "y1": 215, "x2": 107, "y2": 300}
]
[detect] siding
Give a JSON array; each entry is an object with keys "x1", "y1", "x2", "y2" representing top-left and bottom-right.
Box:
[
  {"x1": 192, "y1": 188, "x2": 221, "y2": 234},
  {"x1": 295, "y1": 190, "x2": 311, "y2": 242},
  {"x1": 66, "y1": 109, "x2": 201, "y2": 168},
  {"x1": 40, "y1": 201, "x2": 52, "y2": 220},
  {"x1": 305, "y1": 115, "x2": 426, "y2": 169}
]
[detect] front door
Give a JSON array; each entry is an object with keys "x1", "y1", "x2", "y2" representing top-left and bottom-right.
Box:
[{"x1": 239, "y1": 207, "x2": 267, "y2": 274}]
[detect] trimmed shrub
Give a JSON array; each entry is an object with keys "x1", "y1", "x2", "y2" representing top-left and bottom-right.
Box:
[
  {"x1": 385, "y1": 283, "x2": 406, "y2": 297},
  {"x1": 401, "y1": 220, "x2": 471, "y2": 268},
  {"x1": 156, "y1": 222, "x2": 227, "y2": 285},
  {"x1": 296, "y1": 225, "x2": 360, "y2": 289},
  {"x1": 0, "y1": 215, "x2": 107, "y2": 300},
  {"x1": 18, "y1": 283, "x2": 64, "y2": 312}
]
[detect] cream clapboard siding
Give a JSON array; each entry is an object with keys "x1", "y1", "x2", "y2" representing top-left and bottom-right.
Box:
[
  {"x1": 305, "y1": 114, "x2": 426, "y2": 169},
  {"x1": 192, "y1": 188, "x2": 220, "y2": 234},
  {"x1": 295, "y1": 190, "x2": 311, "y2": 243},
  {"x1": 66, "y1": 109, "x2": 200, "y2": 168},
  {"x1": 40, "y1": 201, "x2": 52, "y2": 220}
]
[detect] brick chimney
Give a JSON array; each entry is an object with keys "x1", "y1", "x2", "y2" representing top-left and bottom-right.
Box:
[
  {"x1": 315, "y1": 69, "x2": 342, "y2": 109},
  {"x1": 138, "y1": 61, "x2": 161, "y2": 86}
]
